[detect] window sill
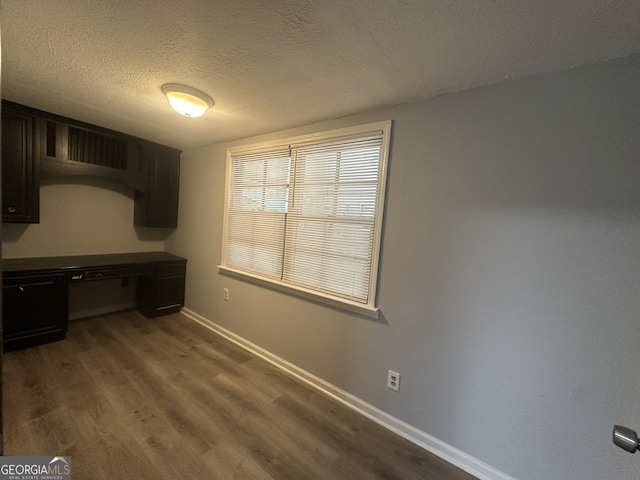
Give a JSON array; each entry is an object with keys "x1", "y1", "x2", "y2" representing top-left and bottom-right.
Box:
[{"x1": 217, "y1": 265, "x2": 380, "y2": 319}]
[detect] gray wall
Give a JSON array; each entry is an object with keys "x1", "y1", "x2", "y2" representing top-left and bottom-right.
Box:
[
  {"x1": 175, "y1": 55, "x2": 638, "y2": 480},
  {"x1": 2, "y1": 177, "x2": 169, "y2": 258}
]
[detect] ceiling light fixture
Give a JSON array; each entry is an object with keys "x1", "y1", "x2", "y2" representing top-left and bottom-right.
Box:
[{"x1": 161, "y1": 83, "x2": 213, "y2": 118}]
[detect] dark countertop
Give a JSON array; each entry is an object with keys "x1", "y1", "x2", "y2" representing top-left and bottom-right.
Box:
[{"x1": 3, "y1": 251, "x2": 186, "y2": 274}]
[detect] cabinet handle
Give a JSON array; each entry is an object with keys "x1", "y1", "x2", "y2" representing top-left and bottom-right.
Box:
[
  {"x1": 7, "y1": 206, "x2": 16, "y2": 213},
  {"x1": 613, "y1": 425, "x2": 640, "y2": 453},
  {"x1": 19, "y1": 286, "x2": 24, "y2": 292}
]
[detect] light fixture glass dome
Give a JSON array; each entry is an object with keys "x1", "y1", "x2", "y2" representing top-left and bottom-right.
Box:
[{"x1": 162, "y1": 83, "x2": 213, "y2": 118}]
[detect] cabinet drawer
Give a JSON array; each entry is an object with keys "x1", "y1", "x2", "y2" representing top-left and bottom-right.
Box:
[
  {"x1": 155, "y1": 275, "x2": 186, "y2": 310},
  {"x1": 3, "y1": 274, "x2": 68, "y2": 351},
  {"x1": 157, "y1": 262, "x2": 186, "y2": 277},
  {"x1": 82, "y1": 265, "x2": 152, "y2": 281}
]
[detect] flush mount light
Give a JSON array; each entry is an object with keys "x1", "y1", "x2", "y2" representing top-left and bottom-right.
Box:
[{"x1": 161, "y1": 83, "x2": 213, "y2": 118}]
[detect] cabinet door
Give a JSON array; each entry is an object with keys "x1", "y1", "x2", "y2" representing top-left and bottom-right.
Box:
[
  {"x1": 3, "y1": 274, "x2": 68, "y2": 351},
  {"x1": 135, "y1": 143, "x2": 180, "y2": 228},
  {"x1": 155, "y1": 275, "x2": 186, "y2": 310},
  {"x1": 2, "y1": 106, "x2": 39, "y2": 223},
  {"x1": 136, "y1": 262, "x2": 186, "y2": 318}
]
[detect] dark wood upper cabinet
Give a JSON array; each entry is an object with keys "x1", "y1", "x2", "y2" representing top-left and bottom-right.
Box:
[
  {"x1": 134, "y1": 143, "x2": 180, "y2": 228},
  {"x1": 1, "y1": 104, "x2": 39, "y2": 223},
  {"x1": 37, "y1": 108, "x2": 148, "y2": 191},
  {"x1": 1, "y1": 100, "x2": 181, "y2": 227}
]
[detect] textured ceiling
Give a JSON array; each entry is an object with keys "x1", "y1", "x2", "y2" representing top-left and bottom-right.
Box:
[{"x1": 3, "y1": 0, "x2": 640, "y2": 150}]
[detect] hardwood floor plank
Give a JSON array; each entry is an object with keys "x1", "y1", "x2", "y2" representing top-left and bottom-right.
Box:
[
  {"x1": 4, "y1": 310, "x2": 478, "y2": 480},
  {"x1": 73, "y1": 321, "x2": 229, "y2": 479},
  {"x1": 159, "y1": 341, "x2": 344, "y2": 471},
  {"x1": 61, "y1": 395, "x2": 165, "y2": 480}
]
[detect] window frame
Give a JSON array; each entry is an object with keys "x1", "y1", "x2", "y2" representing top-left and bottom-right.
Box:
[{"x1": 219, "y1": 120, "x2": 391, "y2": 318}]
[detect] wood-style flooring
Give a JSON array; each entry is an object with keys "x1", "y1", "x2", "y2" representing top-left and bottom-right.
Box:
[{"x1": 4, "y1": 310, "x2": 477, "y2": 480}]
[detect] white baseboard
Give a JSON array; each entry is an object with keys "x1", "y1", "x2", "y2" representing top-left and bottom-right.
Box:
[{"x1": 180, "y1": 308, "x2": 517, "y2": 480}]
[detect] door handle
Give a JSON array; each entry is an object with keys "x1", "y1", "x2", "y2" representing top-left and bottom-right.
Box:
[{"x1": 613, "y1": 425, "x2": 639, "y2": 453}]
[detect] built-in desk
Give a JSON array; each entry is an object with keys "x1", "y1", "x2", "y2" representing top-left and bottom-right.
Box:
[{"x1": 2, "y1": 251, "x2": 187, "y2": 351}]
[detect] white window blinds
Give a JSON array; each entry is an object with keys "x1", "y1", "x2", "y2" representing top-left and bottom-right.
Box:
[
  {"x1": 222, "y1": 121, "x2": 390, "y2": 314},
  {"x1": 225, "y1": 148, "x2": 290, "y2": 280}
]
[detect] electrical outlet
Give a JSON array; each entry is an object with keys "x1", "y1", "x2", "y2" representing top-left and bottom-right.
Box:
[
  {"x1": 223, "y1": 288, "x2": 230, "y2": 301},
  {"x1": 387, "y1": 370, "x2": 400, "y2": 392}
]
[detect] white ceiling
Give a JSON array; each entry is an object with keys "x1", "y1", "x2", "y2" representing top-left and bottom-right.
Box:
[{"x1": 3, "y1": 0, "x2": 640, "y2": 150}]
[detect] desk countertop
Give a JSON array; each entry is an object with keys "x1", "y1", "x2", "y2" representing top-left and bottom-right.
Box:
[{"x1": 3, "y1": 251, "x2": 186, "y2": 274}]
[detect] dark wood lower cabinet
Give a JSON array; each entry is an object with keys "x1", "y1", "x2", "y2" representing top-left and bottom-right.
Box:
[
  {"x1": 137, "y1": 261, "x2": 186, "y2": 317},
  {"x1": 2, "y1": 252, "x2": 186, "y2": 351},
  {"x1": 2, "y1": 274, "x2": 67, "y2": 352}
]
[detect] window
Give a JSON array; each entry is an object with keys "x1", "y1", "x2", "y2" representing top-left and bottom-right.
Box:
[{"x1": 220, "y1": 121, "x2": 391, "y2": 317}]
